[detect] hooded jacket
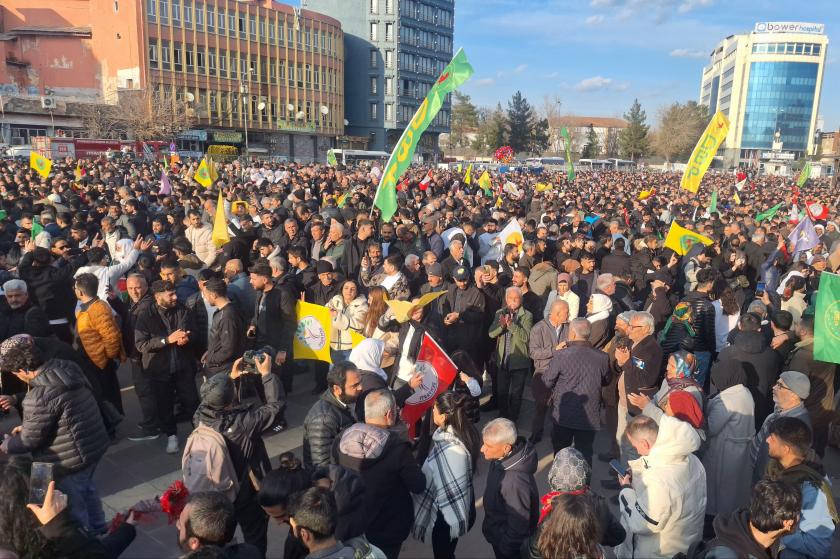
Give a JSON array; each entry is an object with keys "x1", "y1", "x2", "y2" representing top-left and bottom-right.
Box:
[
  {"x1": 6, "y1": 359, "x2": 109, "y2": 474},
  {"x1": 704, "y1": 509, "x2": 781, "y2": 559},
  {"x1": 482, "y1": 437, "x2": 539, "y2": 558},
  {"x1": 717, "y1": 329, "x2": 781, "y2": 425},
  {"x1": 336, "y1": 423, "x2": 426, "y2": 550},
  {"x1": 617, "y1": 414, "x2": 706, "y2": 559}
]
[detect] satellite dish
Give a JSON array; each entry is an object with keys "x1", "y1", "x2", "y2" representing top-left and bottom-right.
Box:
[
  {"x1": 320, "y1": 105, "x2": 329, "y2": 115},
  {"x1": 257, "y1": 102, "x2": 266, "y2": 110},
  {"x1": 287, "y1": 103, "x2": 295, "y2": 112},
  {"x1": 296, "y1": 111, "x2": 305, "y2": 120},
  {"x1": 184, "y1": 92, "x2": 195, "y2": 102},
  {"x1": 343, "y1": 119, "x2": 349, "y2": 126}
]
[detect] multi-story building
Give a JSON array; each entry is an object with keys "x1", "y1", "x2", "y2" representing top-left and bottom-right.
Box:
[
  {"x1": 306, "y1": 0, "x2": 454, "y2": 160},
  {"x1": 547, "y1": 116, "x2": 627, "y2": 157},
  {"x1": 700, "y1": 22, "x2": 828, "y2": 170},
  {"x1": 0, "y1": 0, "x2": 344, "y2": 161}
]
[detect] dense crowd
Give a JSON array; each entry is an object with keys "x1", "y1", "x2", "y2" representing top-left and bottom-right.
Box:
[{"x1": 0, "y1": 152, "x2": 838, "y2": 559}]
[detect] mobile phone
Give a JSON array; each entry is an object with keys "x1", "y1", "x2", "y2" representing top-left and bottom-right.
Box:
[
  {"x1": 755, "y1": 281, "x2": 766, "y2": 297},
  {"x1": 609, "y1": 459, "x2": 627, "y2": 478},
  {"x1": 29, "y1": 462, "x2": 54, "y2": 506}
]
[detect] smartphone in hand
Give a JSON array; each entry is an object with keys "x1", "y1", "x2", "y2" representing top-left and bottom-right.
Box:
[
  {"x1": 29, "y1": 462, "x2": 55, "y2": 506},
  {"x1": 609, "y1": 459, "x2": 627, "y2": 479}
]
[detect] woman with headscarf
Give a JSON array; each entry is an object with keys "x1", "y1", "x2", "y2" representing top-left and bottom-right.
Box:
[
  {"x1": 585, "y1": 293, "x2": 613, "y2": 349},
  {"x1": 702, "y1": 360, "x2": 754, "y2": 517},
  {"x1": 627, "y1": 350, "x2": 705, "y2": 433},
  {"x1": 658, "y1": 302, "x2": 697, "y2": 364},
  {"x1": 348, "y1": 338, "x2": 417, "y2": 421},
  {"x1": 326, "y1": 280, "x2": 368, "y2": 363},
  {"x1": 523, "y1": 447, "x2": 625, "y2": 559},
  {"x1": 780, "y1": 275, "x2": 808, "y2": 328}
]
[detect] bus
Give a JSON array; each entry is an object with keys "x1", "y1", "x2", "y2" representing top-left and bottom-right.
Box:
[
  {"x1": 526, "y1": 157, "x2": 566, "y2": 170},
  {"x1": 577, "y1": 159, "x2": 612, "y2": 170},
  {"x1": 607, "y1": 158, "x2": 636, "y2": 171},
  {"x1": 330, "y1": 149, "x2": 390, "y2": 165}
]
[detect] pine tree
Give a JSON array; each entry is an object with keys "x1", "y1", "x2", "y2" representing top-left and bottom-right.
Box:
[
  {"x1": 581, "y1": 124, "x2": 600, "y2": 158},
  {"x1": 505, "y1": 91, "x2": 537, "y2": 153},
  {"x1": 531, "y1": 118, "x2": 551, "y2": 154},
  {"x1": 485, "y1": 103, "x2": 507, "y2": 153},
  {"x1": 619, "y1": 98, "x2": 650, "y2": 161},
  {"x1": 450, "y1": 92, "x2": 478, "y2": 149}
]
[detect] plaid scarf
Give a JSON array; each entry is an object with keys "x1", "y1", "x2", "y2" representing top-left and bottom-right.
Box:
[{"x1": 412, "y1": 428, "x2": 474, "y2": 542}]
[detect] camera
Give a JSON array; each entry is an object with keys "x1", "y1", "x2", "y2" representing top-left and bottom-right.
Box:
[{"x1": 241, "y1": 345, "x2": 276, "y2": 374}]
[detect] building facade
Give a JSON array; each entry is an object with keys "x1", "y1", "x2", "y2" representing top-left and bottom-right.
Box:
[
  {"x1": 0, "y1": 0, "x2": 345, "y2": 162},
  {"x1": 700, "y1": 22, "x2": 828, "y2": 169},
  {"x1": 547, "y1": 116, "x2": 627, "y2": 157},
  {"x1": 305, "y1": 0, "x2": 454, "y2": 160}
]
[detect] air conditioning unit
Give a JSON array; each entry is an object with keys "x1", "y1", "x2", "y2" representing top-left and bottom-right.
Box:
[{"x1": 41, "y1": 96, "x2": 57, "y2": 110}]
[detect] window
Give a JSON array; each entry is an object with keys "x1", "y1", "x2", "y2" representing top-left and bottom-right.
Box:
[
  {"x1": 385, "y1": 50, "x2": 394, "y2": 68},
  {"x1": 313, "y1": 65, "x2": 319, "y2": 86},
  {"x1": 370, "y1": 22, "x2": 378, "y2": 41},
  {"x1": 147, "y1": 0, "x2": 156, "y2": 21},
  {"x1": 259, "y1": 17, "x2": 266, "y2": 39},
  {"x1": 159, "y1": 0, "x2": 169, "y2": 22},
  {"x1": 249, "y1": 16, "x2": 256, "y2": 38},
  {"x1": 148, "y1": 42, "x2": 159, "y2": 68},
  {"x1": 173, "y1": 44, "x2": 182, "y2": 70},
  {"x1": 370, "y1": 49, "x2": 378, "y2": 68},
  {"x1": 185, "y1": 47, "x2": 194, "y2": 70},
  {"x1": 171, "y1": 0, "x2": 180, "y2": 24},
  {"x1": 813, "y1": 44, "x2": 821, "y2": 55},
  {"x1": 269, "y1": 20, "x2": 275, "y2": 42},
  {"x1": 305, "y1": 63, "x2": 312, "y2": 87},
  {"x1": 195, "y1": 3, "x2": 203, "y2": 29},
  {"x1": 370, "y1": 102, "x2": 378, "y2": 120},
  {"x1": 385, "y1": 103, "x2": 393, "y2": 121},
  {"x1": 238, "y1": 15, "x2": 246, "y2": 37},
  {"x1": 208, "y1": 49, "x2": 217, "y2": 71},
  {"x1": 183, "y1": 0, "x2": 192, "y2": 25},
  {"x1": 206, "y1": 7, "x2": 213, "y2": 30},
  {"x1": 196, "y1": 50, "x2": 205, "y2": 71},
  {"x1": 370, "y1": 76, "x2": 377, "y2": 94},
  {"x1": 385, "y1": 23, "x2": 393, "y2": 41},
  {"x1": 218, "y1": 9, "x2": 225, "y2": 32},
  {"x1": 161, "y1": 42, "x2": 171, "y2": 69},
  {"x1": 370, "y1": 0, "x2": 378, "y2": 13},
  {"x1": 279, "y1": 60, "x2": 286, "y2": 79},
  {"x1": 386, "y1": 0, "x2": 394, "y2": 14},
  {"x1": 219, "y1": 51, "x2": 227, "y2": 76}
]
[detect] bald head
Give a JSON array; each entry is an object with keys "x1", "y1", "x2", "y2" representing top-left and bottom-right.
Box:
[
  {"x1": 547, "y1": 299, "x2": 569, "y2": 326},
  {"x1": 224, "y1": 259, "x2": 243, "y2": 281}
]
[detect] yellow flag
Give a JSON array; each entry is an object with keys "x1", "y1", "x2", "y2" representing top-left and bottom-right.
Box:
[
  {"x1": 385, "y1": 290, "x2": 447, "y2": 323},
  {"x1": 733, "y1": 192, "x2": 741, "y2": 205},
  {"x1": 663, "y1": 221, "x2": 714, "y2": 256},
  {"x1": 478, "y1": 171, "x2": 492, "y2": 193},
  {"x1": 30, "y1": 152, "x2": 52, "y2": 178},
  {"x1": 457, "y1": 163, "x2": 463, "y2": 173},
  {"x1": 195, "y1": 158, "x2": 213, "y2": 187},
  {"x1": 495, "y1": 196, "x2": 503, "y2": 208},
  {"x1": 74, "y1": 163, "x2": 82, "y2": 181},
  {"x1": 680, "y1": 111, "x2": 730, "y2": 193},
  {"x1": 638, "y1": 188, "x2": 655, "y2": 200},
  {"x1": 350, "y1": 329, "x2": 367, "y2": 348},
  {"x1": 211, "y1": 191, "x2": 230, "y2": 248},
  {"x1": 207, "y1": 155, "x2": 219, "y2": 183},
  {"x1": 294, "y1": 301, "x2": 332, "y2": 362},
  {"x1": 464, "y1": 163, "x2": 473, "y2": 185},
  {"x1": 535, "y1": 182, "x2": 553, "y2": 192},
  {"x1": 170, "y1": 153, "x2": 181, "y2": 166}
]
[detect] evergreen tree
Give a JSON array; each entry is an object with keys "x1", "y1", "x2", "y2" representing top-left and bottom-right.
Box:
[
  {"x1": 485, "y1": 103, "x2": 507, "y2": 153},
  {"x1": 619, "y1": 98, "x2": 650, "y2": 161},
  {"x1": 531, "y1": 118, "x2": 551, "y2": 154},
  {"x1": 450, "y1": 92, "x2": 478, "y2": 149},
  {"x1": 505, "y1": 91, "x2": 537, "y2": 153},
  {"x1": 581, "y1": 124, "x2": 600, "y2": 158}
]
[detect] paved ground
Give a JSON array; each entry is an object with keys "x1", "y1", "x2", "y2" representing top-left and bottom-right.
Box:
[{"x1": 4, "y1": 364, "x2": 840, "y2": 558}]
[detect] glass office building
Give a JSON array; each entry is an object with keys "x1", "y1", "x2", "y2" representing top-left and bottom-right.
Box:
[{"x1": 699, "y1": 23, "x2": 828, "y2": 168}]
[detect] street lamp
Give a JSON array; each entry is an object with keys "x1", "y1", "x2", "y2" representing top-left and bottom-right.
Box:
[{"x1": 240, "y1": 69, "x2": 256, "y2": 157}]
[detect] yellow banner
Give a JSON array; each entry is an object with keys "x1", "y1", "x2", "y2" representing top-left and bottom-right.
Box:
[
  {"x1": 30, "y1": 152, "x2": 52, "y2": 178},
  {"x1": 464, "y1": 163, "x2": 473, "y2": 184},
  {"x1": 211, "y1": 191, "x2": 230, "y2": 248},
  {"x1": 294, "y1": 301, "x2": 332, "y2": 363},
  {"x1": 680, "y1": 111, "x2": 730, "y2": 193},
  {"x1": 663, "y1": 221, "x2": 714, "y2": 256},
  {"x1": 195, "y1": 158, "x2": 213, "y2": 188},
  {"x1": 385, "y1": 290, "x2": 447, "y2": 323}
]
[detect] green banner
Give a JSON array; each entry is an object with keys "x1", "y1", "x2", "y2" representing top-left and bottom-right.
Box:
[
  {"x1": 755, "y1": 202, "x2": 783, "y2": 223},
  {"x1": 708, "y1": 189, "x2": 718, "y2": 214},
  {"x1": 327, "y1": 149, "x2": 337, "y2": 166},
  {"x1": 373, "y1": 49, "x2": 474, "y2": 221},
  {"x1": 561, "y1": 127, "x2": 575, "y2": 182},
  {"x1": 797, "y1": 161, "x2": 812, "y2": 188},
  {"x1": 815, "y1": 272, "x2": 840, "y2": 364}
]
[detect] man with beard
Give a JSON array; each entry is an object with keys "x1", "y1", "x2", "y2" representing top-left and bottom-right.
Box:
[
  {"x1": 175, "y1": 491, "x2": 260, "y2": 557},
  {"x1": 134, "y1": 280, "x2": 199, "y2": 455},
  {"x1": 302, "y1": 362, "x2": 363, "y2": 470}
]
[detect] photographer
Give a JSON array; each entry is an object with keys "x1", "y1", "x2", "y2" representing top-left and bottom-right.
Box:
[{"x1": 193, "y1": 352, "x2": 286, "y2": 556}]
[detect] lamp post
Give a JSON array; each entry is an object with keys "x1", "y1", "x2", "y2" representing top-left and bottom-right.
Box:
[{"x1": 240, "y1": 68, "x2": 256, "y2": 158}]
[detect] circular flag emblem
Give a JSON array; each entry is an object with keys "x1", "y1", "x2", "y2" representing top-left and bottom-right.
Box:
[
  {"x1": 405, "y1": 360, "x2": 439, "y2": 405},
  {"x1": 504, "y1": 231, "x2": 524, "y2": 249},
  {"x1": 295, "y1": 316, "x2": 326, "y2": 351}
]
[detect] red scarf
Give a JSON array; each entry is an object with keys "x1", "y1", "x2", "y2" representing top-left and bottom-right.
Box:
[{"x1": 539, "y1": 487, "x2": 588, "y2": 523}]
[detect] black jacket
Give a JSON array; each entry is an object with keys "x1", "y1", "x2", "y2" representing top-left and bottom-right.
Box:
[
  {"x1": 683, "y1": 290, "x2": 717, "y2": 353},
  {"x1": 623, "y1": 335, "x2": 664, "y2": 415},
  {"x1": 193, "y1": 372, "x2": 285, "y2": 481},
  {"x1": 205, "y1": 303, "x2": 246, "y2": 374},
  {"x1": 0, "y1": 298, "x2": 51, "y2": 340},
  {"x1": 336, "y1": 424, "x2": 426, "y2": 550},
  {"x1": 6, "y1": 359, "x2": 109, "y2": 474},
  {"x1": 440, "y1": 283, "x2": 485, "y2": 353},
  {"x1": 185, "y1": 291, "x2": 212, "y2": 357},
  {"x1": 482, "y1": 438, "x2": 539, "y2": 559},
  {"x1": 704, "y1": 509, "x2": 781, "y2": 559},
  {"x1": 18, "y1": 252, "x2": 86, "y2": 321},
  {"x1": 312, "y1": 464, "x2": 368, "y2": 541},
  {"x1": 251, "y1": 283, "x2": 297, "y2": 354},
  {"x1": 39, "y1": 509, "x2": 136, "y2": 559},
  {"x1": 123, "y1": 293, "x2": 154, "y2": 360},
  {"x1": 601, "y1": 251, "x2": 632, "y2": 278},
  {"x1": 717, "y1": 330, "x2": 780, "y2": 424},
  {"x1": 302, "y1": 390, "x2": 356, "y2": 470},
  {"x1": 134, "y1": 302, "x2": 197, "y2": 374}
]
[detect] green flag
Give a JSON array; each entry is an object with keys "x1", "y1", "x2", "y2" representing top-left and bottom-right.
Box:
[
  {"x1": 31, "y1": 220, "x2": 44, "y2": 240},
  {"x1": 814, "y1": 272, "x2": 840, "y2": 364},
  {"x1": 374, "y1": 49, "x2": 474, "y2": 221},
  {"x1": 560, "y1": 127, "x2": 575, "y2": 182},
  {"x1": 797, "y1": 161, "x2": 812, "y2": 188},
  {"x1": 327, "y1": 149, "x2": 337, "y2": 166},
  {"x1": 708, "y1": 190, "x2": 718, "y2": 215},
  {"x1": 755, "y1": 203, "x2": 783, "y2": 223}
]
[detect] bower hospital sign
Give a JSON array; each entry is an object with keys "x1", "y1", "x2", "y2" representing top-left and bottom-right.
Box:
[{"x1": 754, "y1": 22, "x2": 825, "y2": 34}]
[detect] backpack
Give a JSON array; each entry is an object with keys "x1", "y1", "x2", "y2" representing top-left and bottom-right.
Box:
[{"x1": 182, "y1": 423, "x2": 240, "y2": 502}]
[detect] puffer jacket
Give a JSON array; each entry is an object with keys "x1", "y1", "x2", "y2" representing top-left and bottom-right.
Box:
[
  {"x1": 717, "y1": 330, "x2": 780, "y2": 425},
  {"x1": 7, "y1": 359, "x2": 109, "y2": 474},
  {"x1": 327, "y1": 295, "x2": 369, "y2": 351},
  {"x1": 617, "y1": 414, "x2": 706, "y2": 559},
  {"x1": 76, "y1": 298, "x2": 124, "y2": 369},
  {"x1": 682, "y1": 291, "x2": 717, "y2": 353},
  {"x1": 185, "y1": 224, "x2": 216, "y2": 268},
  {"x1": 302, "y1": 390, "x2": 357, "y2": 470}
]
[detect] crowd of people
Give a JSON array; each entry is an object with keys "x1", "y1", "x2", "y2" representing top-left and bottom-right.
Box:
[{"x1": 0, "y1": 151, "x2": 838, "y2": 559}]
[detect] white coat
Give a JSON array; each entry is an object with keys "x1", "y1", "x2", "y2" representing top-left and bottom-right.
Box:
[
  {"x1": 617, "y1": 415, "x2": 707, "y2": 559},
  {"x1": 702, "y1": 384, "x2": 755, "y2": 515},
  {"x1": 185, "y1": 224, "x2": 217, "y2": 268}
]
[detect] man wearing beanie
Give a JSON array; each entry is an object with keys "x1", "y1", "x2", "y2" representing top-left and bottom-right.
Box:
[
  {"x1": 193, "y1": 353, "x2": 285, "y2": 556},
  {"x1": 751, "y1": 371, "x2": 812, "y2": 483}
]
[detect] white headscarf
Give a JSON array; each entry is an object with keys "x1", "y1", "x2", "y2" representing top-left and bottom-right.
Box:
[
  {"x1": 114, "y1": 238, "x2": 136, "y2": 262},
  {"x1": 587, "y1": 293, "x2": 612, "y2": 323},
  {"x1": 348, "y1": 338, "x2": 387, "y2": 381}
]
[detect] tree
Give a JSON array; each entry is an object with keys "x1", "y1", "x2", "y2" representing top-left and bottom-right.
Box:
[
  {"x1": 472, "y1": 103, "x2": 506, "y2": 155},
  {"x1": 80, "y1": 89, "x2": 196, "y2": 141},
  {"x1": 581, "y1": 124, "x2": 600, "y2": 158},
  {"x1": 619, "y1": 98, "x2": 650, "y2": 161},
  {"x1": 651, "y1": 101, "x2": 709, "y2": 162},
  {"x1": 605, "y1": 129, "x2": 620, "y2": 158},
  {"x1": 532, "y1": 118, "x2": 551, "y2": 154},
  {"x1": 505, "y1": 91, "x2": 537, "y2": 154},
  {"x1": 450, "y1": 92, "x2": 478, "y2": 150}
]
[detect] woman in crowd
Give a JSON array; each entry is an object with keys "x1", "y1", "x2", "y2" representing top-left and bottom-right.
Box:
[
  {"x1": 780, "y1": 275, "x2": 808, "y2": 327},
  {"x1": 363, "y1": 285, "x2": 399, "y2": 368},
  {"x1": 536, "y1": 493, "x2": 607, "y2": 559},
  {"x1": 712, "y1": 286, "x2": 741, "y2": 353},
  {"x1": 585, "y1": 293, "x2": 613, "y2": 349},
  {"x1": 412, "y1": 391, "x2": 481, "y2": 559},
  {"x1": 327, "y1": 279, "x2": 368, "y2": 363}
]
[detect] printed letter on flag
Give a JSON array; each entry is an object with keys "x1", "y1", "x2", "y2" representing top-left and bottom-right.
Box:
[
  {"x1": 680, "y1": 111, "x2": 730, "y2": 193},
  {"x1": 401, "y1": 333, "x2": 458, "y2": 437},
  {"x1": 294, "y1": 301, "x2": 332, "y2": 363}
]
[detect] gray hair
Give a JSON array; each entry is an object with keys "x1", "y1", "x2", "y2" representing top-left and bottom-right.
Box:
[
  {"x1": 549, "y1": 299, "x2": 569, "y2": 315},
  {"x1": 269, "y1": 256, "x2": 287, "y2": 274},
  {"x1": 404, "y1": 254, "x2": 420, "y2": 266},
  {"x1": 364, "y1": 389, "x2": 396, "y2": 422},
  {"x1": 616, "y1": 310, "x2": 636, "y2": 326},
  {"x1": 569, "y1": 317, "x2": 591, "y2": 340},
  {"x1": 505, "y1": 286, "x2": 522, "y2": 298},
  {"x1": 752, "y1": 231, "x2": 765, "y2": 243},
  {"x1": 595, "y1": 273, "x2": 615, "y2": 291},
  {"x1": 284, "y1": 218, "x2": 298, "y2": 226},
  {"x1": 125, "y1": 273, "x2": 147, "y2": 285},
  {"x1": 3, "y1": 279, "x2": 27, "y2": 293},
  {"x1": 633, "y1": 311, "x2": 655, "y2": 333},
  {"x1": 522, "y1": 240, "x2": 535, "y2": 252},
  {"x1": 330, "y1": 221, "x2": 345, "y2": 235},
  {"x1": 482, "y1": 418, "x2": 517, "y2": 446},
  {"x1": 449, "y1": 239, "x2": 463, "y2": 249},
  {"x1": 747, "y1": 300, "x2": 767, "y2": 318}
]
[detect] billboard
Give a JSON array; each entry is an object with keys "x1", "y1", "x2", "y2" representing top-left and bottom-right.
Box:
[{"x1": 754, "y1": 22, "x2": 825, "y2": 35}]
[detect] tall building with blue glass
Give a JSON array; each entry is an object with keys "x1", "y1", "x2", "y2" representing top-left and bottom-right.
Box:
[
  {"x1": 304, "y1": 0, "x2": 454, "y2": 160},
  {"x1": 700, "y1": 22, "x2": 828, "y2": 170}
]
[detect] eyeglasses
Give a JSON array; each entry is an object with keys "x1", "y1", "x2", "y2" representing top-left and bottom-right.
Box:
[{"x1": 775, "y1": 381, "x2": 791, "y2": 391}]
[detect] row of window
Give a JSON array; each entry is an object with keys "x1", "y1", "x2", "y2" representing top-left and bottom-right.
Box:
[
  {"x1": 369, "y1": 22, "x2": 394, "y2": 42},
  {"x1": 399, "y1": 1, "x2": 454, "y2": 28},
  {"x1": 369, "y1": 48, "x2": 395, "y2": 69},
  {"x1": 751, "y1": 42, "x2": 823, "y2": 56},
  {"x1": 146, "y1": 0, "x2": 339, "y2": 57},
  {"x1": 148, "y1": 41, "x2": 341, "y2": 93},
  {"x1": 369, "y1": 76, "x2": 443, "y2": 99},
  {"x1": 398, "y1": 25, "x2": 453, "y2": 52},
  {"x1": 369, "y1": 0, "x2": 396, "y2": 15},
  {"x1": 398, "y1": 52, "x2": 448, "y2": 76},
  {"x1": 369, "y1": 102, "x2": 450, "y2": 126},
  {"x1": 155, "y1": 84, "x2": 340, "y2": 129}
]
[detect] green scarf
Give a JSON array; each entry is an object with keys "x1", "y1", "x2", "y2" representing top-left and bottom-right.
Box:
[{"x1": 767, "y1": 458, "x2": 840, "y2": 525}]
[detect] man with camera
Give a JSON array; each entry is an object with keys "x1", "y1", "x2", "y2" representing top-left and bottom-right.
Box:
[{"x1": 194, "y1": 352, "x2": 285, "y2": 556}]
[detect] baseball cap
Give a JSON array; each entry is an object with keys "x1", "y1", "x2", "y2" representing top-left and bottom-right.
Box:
[{"x1": 452, "y1": 266, "x2": 469, "y2": 281}]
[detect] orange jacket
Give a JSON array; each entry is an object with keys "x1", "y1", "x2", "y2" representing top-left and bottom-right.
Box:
[{"x1": 76, "y1": 299, "x2": 124, "y2": 369}]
